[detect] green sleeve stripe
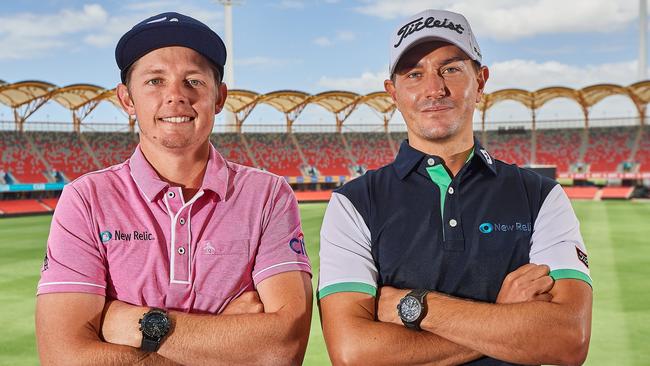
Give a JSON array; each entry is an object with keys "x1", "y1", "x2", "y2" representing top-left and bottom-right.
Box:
[
  {"x1": 550, "y1": 269, "x2": 593, "y2": 288},
  {"x1": 317, "y1": 282, "x2": 377, "y2": 299}
]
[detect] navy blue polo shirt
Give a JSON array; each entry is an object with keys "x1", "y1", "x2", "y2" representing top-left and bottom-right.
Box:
[{"x1": 318, "y1": 139, "x2": 591, "y2": 365}]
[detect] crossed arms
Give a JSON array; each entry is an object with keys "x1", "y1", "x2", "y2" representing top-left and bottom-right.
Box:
[
  {"x1": 36, "y1": 271, "x2": 312, "y2": 366},
  {"x1": 319, "y1": 264, "x2": 592, "y2": 366}
]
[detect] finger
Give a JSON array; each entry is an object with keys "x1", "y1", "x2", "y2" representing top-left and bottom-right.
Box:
[
  {"x1": 506, "y1": 263, "x2": 538, "y2": 279},
  {"x1": 531, "y1": 275, "x2": 555, "y2": 294},
  {"x1": 533, "y1": 293, "x2": 553, "y2": 302},
  {"x1": 519, "y1": 264, "x2": 551, "y2": 282}
]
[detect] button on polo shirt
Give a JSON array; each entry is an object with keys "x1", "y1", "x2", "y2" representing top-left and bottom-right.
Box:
[
  {"x1": 38, "y1": 144, "x2": 312, "y2": 313},
  {"x1": 318, "y1": 139, "x2": 591, "y2": 302}
]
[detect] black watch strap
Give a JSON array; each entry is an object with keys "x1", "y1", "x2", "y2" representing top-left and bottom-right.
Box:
[
  {"x1": 404, "y1": 289, "x2": 429, "y2": 330},
  {"x1": 141, "y1": 337, "x2": 161, "y2": 352}
]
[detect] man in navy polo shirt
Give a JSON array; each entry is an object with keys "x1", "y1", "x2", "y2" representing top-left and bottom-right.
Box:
[{"x1": 319, "y1": 9, "x2": 592, "y2": 366}]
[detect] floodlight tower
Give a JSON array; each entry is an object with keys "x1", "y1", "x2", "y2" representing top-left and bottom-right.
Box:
[
  {"x1": 640, "y1": 0, "x2": 647, "y2": 80},
  {"x1": 218, "y1": 0, "x2": 241, "y2": 130}
]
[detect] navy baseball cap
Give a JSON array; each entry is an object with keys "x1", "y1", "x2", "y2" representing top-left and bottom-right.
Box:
[{"x1": 115, "y1": 12, "x2": 227, "y2": 83}]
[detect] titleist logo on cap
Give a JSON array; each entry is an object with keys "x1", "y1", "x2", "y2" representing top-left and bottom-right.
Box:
[{"x1": 394, "y1": 16, "x2": 465, "y2": 48}]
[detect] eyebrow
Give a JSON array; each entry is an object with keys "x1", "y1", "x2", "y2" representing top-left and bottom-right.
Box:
[
  {"x1": 400, "y1": 55, "x2": 470, "y2": 72},
  {"x1": 139, "y1": 68, "x2": 211, "y2": 76}
]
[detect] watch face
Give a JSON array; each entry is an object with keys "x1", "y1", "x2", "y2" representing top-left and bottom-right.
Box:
[
  {"x1": 399, "y1": 296, "x2": 422, "y2": 322},
  {"x1": 142, "y1": 312, "x2": 170, "y2": 338}
]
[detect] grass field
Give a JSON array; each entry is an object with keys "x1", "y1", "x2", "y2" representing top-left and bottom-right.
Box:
[{"x1": 1, "y1": 201, "x2": 649, "y2": 365}]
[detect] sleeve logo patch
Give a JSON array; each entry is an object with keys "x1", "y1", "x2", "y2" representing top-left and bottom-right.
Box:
[
  {"x1": 41, "y1": 254, "x2": 49, "y2": 272},
  {"x1": 289, "y1": 233, "x2": 307, "y2": 256},
  {"x1": 576, "y1": 247, "x2": 589, "y2": 268}
]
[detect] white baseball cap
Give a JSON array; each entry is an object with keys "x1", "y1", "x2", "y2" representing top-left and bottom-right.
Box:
[{"x1": 389, "y1": 9, "x2": 482, "y2": 76}]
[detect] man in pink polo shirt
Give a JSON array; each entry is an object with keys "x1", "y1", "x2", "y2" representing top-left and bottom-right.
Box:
[{"x1": 36, "y1": 12, "x2": 312, "y2": 365}]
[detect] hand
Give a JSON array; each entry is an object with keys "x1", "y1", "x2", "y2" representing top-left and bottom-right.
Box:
[
  {"x1": 496, "y1": 263, "x2": 554, "y2": 304},
  {"x1": 101, "y1": 300, "x2": 147, "y2": 348},
  {"x1": 221, "y1": 291, "x2": 264, "y2": 315},
  {"x1": 376, "y1": 286, "x2": 410, "y2": 325}
]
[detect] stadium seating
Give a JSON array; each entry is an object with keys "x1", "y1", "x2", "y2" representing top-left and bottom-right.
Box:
[
  {"x1": 583, "y1": 127, "x2": 636, "y2": 173},
  {"x1": 0, "y1": 199, "x2": 52, "y2": 214},
  {"x1": 84, "y1": 132, "x2": 138, "y2": 168},
  {"x1": 295, "y1": 133, "x2": 354, "y2": 176},
  {"x1": 245, "y1": 133, "x2": 303, "y2": 176},
  {"x1": 536, "y1": 128, "x2": 582, "y2": 173},
  {"x1": 636, "y1": 126, "x2": 650, "y2": 172},
  {"x1": 40, "y1": 198, "x2": 59, "y2": 210},
  {"x1": 293, "y1": 190, "x2": 333, "y2": 202},
  {"x1": 484, "y1": 130, "x2": 531, "y2": 166},
  {"x1": 210, "y1": 133, "x2": 255, "y2": 167},
  {"x1": 345, "y1": 132, "x2": 395, "y2": 170},
  {"x1": 0, "y1": 131, "x2": 50, "y2": 183},
  {"x1": 600, "y1": 186, "x2": 634, "y2": 199},
  {"x1": 563, "y1": 186, "x2": 599, "y2": 200},
  {"x1": 28, "y1": 132, "x2": 98, "y2": 181}
]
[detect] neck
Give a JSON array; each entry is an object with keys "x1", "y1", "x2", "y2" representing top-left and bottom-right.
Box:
[
  {"x1": 408, "y1": 131, "x2": 474, "y2": 177},
  {"x1": 139, "y1": 142, "x2": 210, "y2": 201}
]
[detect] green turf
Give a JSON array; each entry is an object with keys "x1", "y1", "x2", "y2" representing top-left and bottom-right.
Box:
[{"x1": 0, "y1": 201, "x2": 649, "y2": 365}]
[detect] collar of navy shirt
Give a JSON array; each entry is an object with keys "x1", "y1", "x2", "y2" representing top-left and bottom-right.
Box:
[{"x1": 393, "y1": 137, "x2": 498, "y2": 180}]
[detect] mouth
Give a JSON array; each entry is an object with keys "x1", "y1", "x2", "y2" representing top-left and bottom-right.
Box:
[
  {"x1": 421, "y1": 106, "x2": 452, "y2": 112},
  {"x1": 157, "y1": 116, "x2": 195, "y2": 124}
]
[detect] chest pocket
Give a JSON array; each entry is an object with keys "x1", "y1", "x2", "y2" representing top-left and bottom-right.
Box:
[{"x1": 193, "y1": 239, "x2": 252, "y2": 300}]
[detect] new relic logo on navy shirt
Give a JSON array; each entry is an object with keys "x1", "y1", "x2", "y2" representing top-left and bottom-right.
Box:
[{"x1": 479, "y1": 222, "x2": 532, "y2": 234}]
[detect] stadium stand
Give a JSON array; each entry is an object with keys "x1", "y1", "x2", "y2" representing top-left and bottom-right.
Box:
[
  {"x1": 210, "y1": 133, "x2": 255, "y2": 167},
  {"x1": 295, "y1": 133, "x2": 354, "y2": 176},
  {"x1": 293, "y1": 190, "x2": 333, "y2": 202},
  {"x1": 600, "y1": 186, "x2": 634, "y2": 199},
  {"x1": 563, "y1": 186, "x2": 599, "y2": 200},
  {"x1": 390, "y1": 132, "x2": 408, "y2": 152},
  {"x1": 636, "y1": 126, "x2": 650, "y2": 172},
  {"x1": 84, "y1": 132, "x2": 138, "y2": 168},
  {"x1": 536, "y1": 128, "x2": 582, "y2": 173},
  {"x1": 28, "y1": 132, "x2": 97, "y2": 181},
  {"x1": 245, "y1": 133, "x2": 303, "y2": 176},
  {"x1": 40, "y1": 198, "x2": 59, "y2": 210},
  {"x1": 346, "y1": 132, "x2": 395, "y2": 170},
  {"x1": 0, "y1": 131, "x2": 50, "y2": 183},
  {"x1": 0, "y1": 199, "x2": 52, "y2": 214},
  {"x1": 583, "y1": 126, "x2": 637, "y2": 173},
  {"x1": 484, "y1": 130, "x2": 531, "y2": 166}
]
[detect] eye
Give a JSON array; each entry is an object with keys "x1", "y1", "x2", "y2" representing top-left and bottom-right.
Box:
[
  {"x1": 146, "y1": 78, "x2": 162, "y2": 85},
  {"x1": 406, "y1": 71, "x2": 422, "y2": 79},
  {"x1": 186, "y1": 79, "x2": 204, "y2": 87},
  {"x1": 442, "y1": 67, "x2": 461, "y2": 75}
]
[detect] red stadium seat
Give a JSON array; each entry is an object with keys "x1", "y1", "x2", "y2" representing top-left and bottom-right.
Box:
[{"x1": 0, "y1": 199, "x2": 51, "y2": 214}]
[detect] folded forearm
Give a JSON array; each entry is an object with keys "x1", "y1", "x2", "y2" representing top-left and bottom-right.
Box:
[
  {"x1": 40, "y1": 340, "x2": 150, "y2": 366},
  {"x1": 326, "y1": 318, "x2": 482, "y2": 366},
  {"x1": 157, "y1": 311, "x2": 309, "y2": 366},
  {"x1": 421, "y1": 294, "x2": 584, "y2": 364}
]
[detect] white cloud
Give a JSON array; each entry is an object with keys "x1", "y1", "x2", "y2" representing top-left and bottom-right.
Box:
[
  {"x1": 317, "y1": 69, "x2": 388, "y2": 93},
  {"x1": 313, "y1": 36, "x2": 333, "y2": 47},
  {"x1": 355, "y1": 0, "x2": 641, "y2": 40},
  {"x1": 0, "y1": 3, "x2": 223, "y2": 59},
  {"x1": 336, "y1": 30, "x2": 356, "y2": 41},
  {"x1": 486, "y1": 59, "x2": 643, "y2": 92},
  {"x1": 0, "y1": 4, "x2": 108, "y2": 59},
  {"x1": 314, "y1": 30, "x2": 356, "y2": 47}
]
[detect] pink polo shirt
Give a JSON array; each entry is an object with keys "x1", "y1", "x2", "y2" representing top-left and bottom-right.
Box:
[{"x1": 37, "y1": 144, "x2": 312, "y2": 313}]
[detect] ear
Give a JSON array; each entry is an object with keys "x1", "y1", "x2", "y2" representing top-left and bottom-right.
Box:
[
  {"x1": 475, "y1": 66, "x2": 489, "y2": 103},
  {"x1": 384, "y1": 78, "x2": 398, "y2": 104},
  {"x1": 116, "y1": 84, "x2": 136, "y2": 116},
  {"x1": 214, "y1": 82, "x2": 228, "y2": 114}
]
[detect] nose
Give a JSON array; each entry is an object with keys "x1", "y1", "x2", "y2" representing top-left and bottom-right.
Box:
[
  {"x1": 165, "y1": 80, "x2": 190, "y2": 105},
  {"x1": 424, "y1": 73, "x2": 447, "y2": 99}
]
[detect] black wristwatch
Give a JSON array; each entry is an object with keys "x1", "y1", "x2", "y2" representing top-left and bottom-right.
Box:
[
  {"x1": 139, "y1": 308, "x2": 171, "y2": 352},
  {"x1": 397, "y1": 289, "x2": 429, "y2": 330}
]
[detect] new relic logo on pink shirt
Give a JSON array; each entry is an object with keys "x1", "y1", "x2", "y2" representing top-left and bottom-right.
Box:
[{"x1": 100, "y1": 229, "x2": 156, "y2": 242}]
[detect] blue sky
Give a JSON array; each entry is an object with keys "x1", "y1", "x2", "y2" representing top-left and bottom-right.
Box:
[{"x1": 0, "y1": 0, "x2": 648, "y2": 126}]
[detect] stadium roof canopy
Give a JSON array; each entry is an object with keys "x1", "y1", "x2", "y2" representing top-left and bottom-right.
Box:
[{"x1": 1, "y1": 80, "x2": 649, "y2": 131}]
